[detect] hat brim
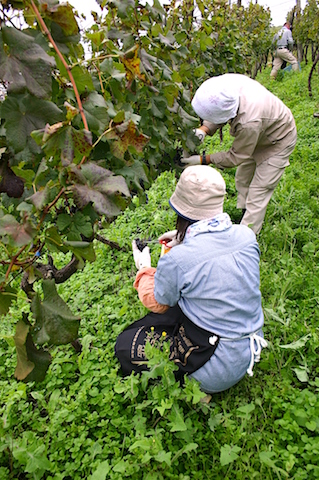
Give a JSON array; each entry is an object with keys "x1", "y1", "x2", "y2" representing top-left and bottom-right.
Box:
[
  {"x1": 169, "y1": 199, "x2": 198, "y2": 222},
  {"x1": 169, "y1": 197, "x2": 224, "y2": 222}
]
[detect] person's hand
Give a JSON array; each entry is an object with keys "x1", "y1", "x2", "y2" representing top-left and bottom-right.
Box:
[
  {"x1": 193, "y1": 128, "x2": 207, "y2": 143},
  {"x1": 132, "y1": 240, "x2": 151, "y2": 270},
  {"x1": 158, "y1": 230, "x2": 180, "y2": 248},
  {"x1": 180, "y1": 155, "x2": 201, "y2": 166}
]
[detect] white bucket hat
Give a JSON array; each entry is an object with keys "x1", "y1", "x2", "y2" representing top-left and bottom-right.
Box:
[
  {"x1": 169, "y1": 165, "x2": 226, "y2": 221},
  {"x1": 191, "y1": 75, "x2": 240, "y2": 124}
]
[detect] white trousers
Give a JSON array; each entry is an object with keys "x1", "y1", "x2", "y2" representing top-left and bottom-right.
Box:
[{"x1": 235, "y1": 141, "x2": 296, "y2": 235}]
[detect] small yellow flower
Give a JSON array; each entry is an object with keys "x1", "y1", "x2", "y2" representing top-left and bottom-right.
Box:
[
  {"x1": 162, "y1": 331, "x2": 167, "y2": 338},
  {"x1": 151, "y1": 326, "x2": 154, "y2": 332}
]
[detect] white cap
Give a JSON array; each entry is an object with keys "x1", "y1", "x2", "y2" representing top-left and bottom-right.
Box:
[{"x1": 191, "y1": 75, "x2": 240, "y2": 124}]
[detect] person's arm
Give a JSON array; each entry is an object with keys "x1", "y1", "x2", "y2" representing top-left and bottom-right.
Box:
[
  {"x1": 153, "y1": 254, "x2": 181, "y2": 307},
  {"x1": 207, "y1": 121, "x2": 261, "y2": 168},
  {"x1": 133, "y1": 268, "x2": 170, "y2": 314},
  {"x1": 202, "y1": 121, "x2": 220, "y2": 136},
  {"x1": 194, "y1": 121, "x2": 220, "y2": 142},
  {"x1": 182, "y1": 121, "x2": 262, "y2": 168},
  {"x1": 132, "y1": 241, "x2": 170, "y2": 313},
  {"x1": 287, "y1": 29, "x2": 294, "y2": 49}
]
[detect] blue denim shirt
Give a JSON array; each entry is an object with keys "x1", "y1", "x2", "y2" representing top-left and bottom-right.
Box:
[{"x1": 154, "y1": 224, "x2": 264, "y2": 393}]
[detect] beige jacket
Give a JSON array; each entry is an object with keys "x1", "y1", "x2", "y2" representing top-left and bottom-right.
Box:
[{"x1": 208, "y1": 77, "x2": 297, "y2": 169}]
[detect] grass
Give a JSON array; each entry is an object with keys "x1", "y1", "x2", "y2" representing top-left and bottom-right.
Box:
[{"x1": 1, "y1": 63, "x2": 319, "y2": 479}]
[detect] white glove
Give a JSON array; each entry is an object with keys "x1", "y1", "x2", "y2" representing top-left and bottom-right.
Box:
[
  {"x1": 158, "y1": 230, "x2": 181, "y2": 248},
  {"x1": 180, "y1": 155, "x2": 201, "y2": 166},
  {"x1": 194, "y1": 128, "x2": 207, "y2": 143},
  {"x1": 132, "y1": 240, "x2": 151, "y2": 270}
]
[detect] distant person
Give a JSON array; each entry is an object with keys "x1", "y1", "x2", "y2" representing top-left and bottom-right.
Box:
[{"x1": 270, "y1": 22, "x2": 299, "y2": 79}]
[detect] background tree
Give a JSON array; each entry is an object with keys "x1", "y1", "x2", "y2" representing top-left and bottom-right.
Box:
[
  {"x1": 291, "y1": 0, "x2": 319, "y2": 95},
  {"x1": 234, "y1": 1, "x2": 272, "y2": 78}
]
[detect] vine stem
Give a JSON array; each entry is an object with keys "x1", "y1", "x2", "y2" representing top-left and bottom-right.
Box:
[
  {"x1": 4, "y1": 186, "x2": 64, "y2": 279},
  {"x1": 93, "y1": 61, "x2": 105, "y2": 94},
  {"x1": 308, "y1": 50, "x2": 319, "y2": 97},
  {"x1": 5, "y1": 245, "x2": 27, "y2": 280},
  {"x1": 38, "y1": 187, "x2": 66, "y2": 228},
  {"x1": 30, "y1": 0, "x2": 89, "y2": 131},
  {"x1": 92, "y1": 124, "x2": 115, "y2": 149}
]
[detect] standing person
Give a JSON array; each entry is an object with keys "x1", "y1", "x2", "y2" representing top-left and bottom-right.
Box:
[
  {"x1": 270, "y1": 22, "x2": 299, "y2": 79},
  {"x1": 115, "y1": 165, "x2": 267, "y2": 394},
  {"x1": 182, "y1": 73, "x2": 297, "y2": 235}
]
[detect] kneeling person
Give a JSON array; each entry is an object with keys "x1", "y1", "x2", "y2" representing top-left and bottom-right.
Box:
[{"x1": 115, "y1": 166, "x2": 267, "y2": 393}]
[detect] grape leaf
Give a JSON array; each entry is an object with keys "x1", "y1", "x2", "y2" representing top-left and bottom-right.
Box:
[
  {"x1": 104, "y1": 120, "x2": 149, "y2": 159},
  {"x1": 115, "y1": 160, "x2": 149, "y2": 190},
  {"x1": 31, "y1": 279, "x2": 80, "y2": 346},
  {"x1": 14, "y1": 319, "x2": 52, "y2": 382},
  {"x1": 0, "y1": 285, "x2": 17, "y2": 315},
  {"x1": 121, "y1": 45, "x2": 145, "y2": 81},
  {"x1": 32, "y1": 124, "x2": 92, "y2": 166},
  {"x1": 82, "y1": 91, "x2": 111, "y2": 135},
  {"x1": 14, "y1": 321, "x2": 35, "y2": 380},
  {"x1": 42, "y1": 2, "x2": 79, "y2": 37},
  {"x1": 0, "y1": 26, "x2": 55, "y2": 98},
  {"x1": 0, "y1": 94, "x2": 63, "y2": 152},
  {"x1": 69, "y1": 163, "x2": 130, "y2": 216},
  {"x1": 0, "y1": 214, "x2": 35, "y2": 247}
]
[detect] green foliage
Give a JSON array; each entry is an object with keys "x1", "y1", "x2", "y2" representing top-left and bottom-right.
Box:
[
  {"x1": 293, "y1": 0, "x2": 319, "y2": 52},
  {"x1": 235, "y1": 2, "x2": 272, "y2": 78},
  {"x1": 0, "y1": 0, "x2": 273, "y2": 379},
  {"x1": 1, "y1": 6, "x2": 319, "y2": 479},
  {"x1": 0, "y1": 26, "x2": 55, "y2": 98},
  {"x1": 31, "y1": 279, "x2": 80, "y2": 346},
  {"x1": 290, "y1": 1, "x2": 319, "y2": 94},
  {"x1": 2, "y1": 4, "x2": 319, "y2": 478},
  {"x1": 1, "y1": 57, "x2": 319, "y2": 476}
]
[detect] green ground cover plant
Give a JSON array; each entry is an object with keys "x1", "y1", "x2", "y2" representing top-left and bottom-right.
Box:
[{"x1": 1, "y1": 64, "x2": 319, "y2": 479}]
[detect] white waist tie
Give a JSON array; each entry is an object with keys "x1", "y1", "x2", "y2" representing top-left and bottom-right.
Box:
[
  {"x1": 220, "y1": 330, "x2": 268, "y2": 377},
  {"x1": 246, "y1": 333, "x2": 268, "y2": 377}
]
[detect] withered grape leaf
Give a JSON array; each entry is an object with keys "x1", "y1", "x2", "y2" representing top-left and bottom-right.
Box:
[
  {"x1": 0, "y1": 214, "x2": 35, "y2": 247},
  {"x1": 105, "y1": 121, "x2": 149, "y2": 159},
  {"x1": 69, "y1": 163, "x2": 130, "y2": 216}
]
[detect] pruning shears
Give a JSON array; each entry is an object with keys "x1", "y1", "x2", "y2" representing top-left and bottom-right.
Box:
[{"x1": 135, "y1": 238, "x2": 170, "y2": 254}]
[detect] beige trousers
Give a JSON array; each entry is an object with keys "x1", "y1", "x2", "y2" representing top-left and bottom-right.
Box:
[
  {"x1": 235, "y1": 141, "x2": 296, "y2": 235},
  {"x1": 270, "y1": 48, "x2": 299, "y2": 79}
]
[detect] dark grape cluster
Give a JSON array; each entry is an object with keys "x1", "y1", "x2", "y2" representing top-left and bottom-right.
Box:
[
  {"x1": 135, "y1": 238, "x2": 149, "y2": 251},
  {"x1": 0, "y1": 166, "x2": 24, "y2": 198}
]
